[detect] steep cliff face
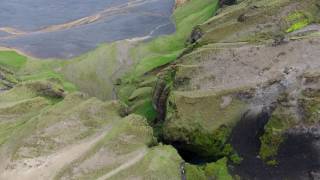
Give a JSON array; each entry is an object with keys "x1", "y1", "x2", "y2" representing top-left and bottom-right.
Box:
[{"x1": 152, "y1": 0, "x2": 320, "y2": 178}]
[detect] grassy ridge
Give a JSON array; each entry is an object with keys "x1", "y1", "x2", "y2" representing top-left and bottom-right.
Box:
[
  {"x1": 0, "y1": 0, "x2": 219, "y2": 114},
  {"x1": 0, "y1": 51, "x2": 76, "y2": 92},
  {"x1": 62, "y1": 43, "x2": 120, "y2": 100},
  {"x1": 116, "y1": 0, "x2": 219, "y2": 120},
  {"x1": 128, "y1": 0, "x2": 219, "y2": 78},
  {"x1": 0, "y1": 51, "x2": 27, "y2": 70}
]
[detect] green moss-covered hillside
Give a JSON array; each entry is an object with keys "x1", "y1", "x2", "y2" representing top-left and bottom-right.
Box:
[{"x1": 1, "y1": 0, "x2": 320, "y2": 179}]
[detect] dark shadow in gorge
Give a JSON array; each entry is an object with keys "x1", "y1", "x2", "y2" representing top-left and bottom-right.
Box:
[
  {"x1": 171, "y1": 142, "x2": 217, "y2": 165},
  {"x1": 166, "y1": 110, "x2": 269, "y2": 166},
  {"x1": 164, "y1": 110, "x2": 270, "y2": 166},
  {"x1": 229, "y1": 109, "x2": 320, "y2": 180}
]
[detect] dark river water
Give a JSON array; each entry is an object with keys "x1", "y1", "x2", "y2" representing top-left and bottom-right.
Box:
[{"x1": 0, "y1": 0, "x2": 175, "y2": 58}]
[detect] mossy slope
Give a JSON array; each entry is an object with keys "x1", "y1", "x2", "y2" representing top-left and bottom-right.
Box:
[
  {"x1": 0, "y1": 76, "x2": 184, "y2": 179},
  {"x1": 163, "y1": 89, "x2": 247, "y2": 158}
]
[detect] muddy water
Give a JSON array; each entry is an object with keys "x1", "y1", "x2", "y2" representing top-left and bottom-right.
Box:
[{"x1": 0, "y1": 0, "x2": 175, "y2": 58}]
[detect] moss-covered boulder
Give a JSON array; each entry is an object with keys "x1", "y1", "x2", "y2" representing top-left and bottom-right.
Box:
[
  {"x1": 204, "y1": 157, "x2": 233, "y2": 180},
  {"x1": 163, "y1": 89, "x2": 248, "y2": 158},
  {"x1": 259, "y1": 70, "x2": 320, "y2": 165},
  {"x1": 184, "y1": 157, "x2": 233, "y2": 180}
]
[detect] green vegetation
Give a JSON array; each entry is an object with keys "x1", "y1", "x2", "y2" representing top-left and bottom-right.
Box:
[
  {"x1": 188, "y1": 125, "x2": 232, "y2": 157},
  {"x1": 0, "y1": 97, "x2": 49, "y2": 145},
  {"x1": 223, "y1": 144, "x2": 243, "y2": 164},
  {"x1": 133, "y1": 51, "x2": 181, "y2": 77},
  {"x1": 113, "y1": 0, "x2": 220, "y2": 122},
  {"x1": 185, "y1": 163, "x2": 207, "y2": 180},
  {"x1": 0, "y1": 0, "x2": 220, "y2": 124},
  {"x1": 115, "y1": 76, "x2": 158, "y2": 122},
  {"x1": 0, "y1": 66, "x2": 19, "y2": 89},
  {"x1": 259, "y1": 79, "x2": 320, "y2": 166},
  {"x1": 62, "y1": 43, "x2": 120, "y2": 100},
  {"x1": 259, "y1": 107, "x2": 295, "y2": 165},
  {"x1": 21, "y1": 59, "x2": 77, "y2": 92},
  {"x1": 286, "y1": 12, "x2": 311, "y2": 33},
  {"x1": 55, "y1": 115, "x2": 181, "y2": 180},
  {"x1": 127, "y1": 0, "x2": 219, "y2": 78},
  {"x1": 11, "y1": 92, "x2": 124, "y2": 160},
  {"x1": 164, "y1": 89, "x2": 247, "y2": 157},
  {"x1": 0, "y1": 51, "x2": 77, "y2": 92},
  {"x1": 0, "y1": 79, "x2": 66, "y2": 146},
  {"x1": 0, "y1": 80, "x2": 65, "y2": 104},
  {"x1": 127, "y1": 86, "x2": 156, "y2": 121},
  {"x1": 109, "y1": 145, "x2": 182, "y2": 180},
  {"x1": 1, "y1": 0, "x2": 320, "y2": 179},
  {"x1": 128, "y1": 87, "x2": 153, "y2": 101},
  {"x1": 204, "y1": 158, "x2": 233, "y2": 180},
  {"x1": 130, "y1": 99, "x2": 157, "y2": 122},
  {"x1": 0, "y1": 51, "x2": 27, "y2": 70},
  {"x1": 300, "y1": 86, "x2": 320, "y2": 123},
  {"x1": 0, "y1": 61, "x2": 182, "y2": 180},
  {"x1": 185, "y1": 158, "x2": 233, "y2": 180}
]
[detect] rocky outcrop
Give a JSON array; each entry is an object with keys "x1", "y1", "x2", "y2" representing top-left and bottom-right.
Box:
[
  {"x1": 163, "y1": 89, "x2": 248, "y2": 158},
  {"x1": 193, "y1": 0, "x2": 320, "y2": 46},
  {"x1": 24, "y1": 80, "x2": 65, "y2": 99},
  {"x1": 219, "y1": 0, "x2": 237, "y2": 6},
  {"x1": 0, "y1": 67, "x2": 18, "y2": 91},
  {"x1": 154, "y1": 0, "x2": 320, "y2": 178},
  {"x1": 187, "y1": 26, "x2": 203, "y2": 44},
  {"x1": 152, "y1": 67, "x2": 176, "y2": 123},
  {"x1": 260, "y1": 70, "x2": 320, "y2": 165},
  {"x1": 164, "y1": 31, "x2": 320, "y2": 164}
]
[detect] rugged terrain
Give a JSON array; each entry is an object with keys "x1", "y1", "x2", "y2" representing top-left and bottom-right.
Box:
[{"x1": 0, "y1": 0, "x2": 320, "y2": 179}]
